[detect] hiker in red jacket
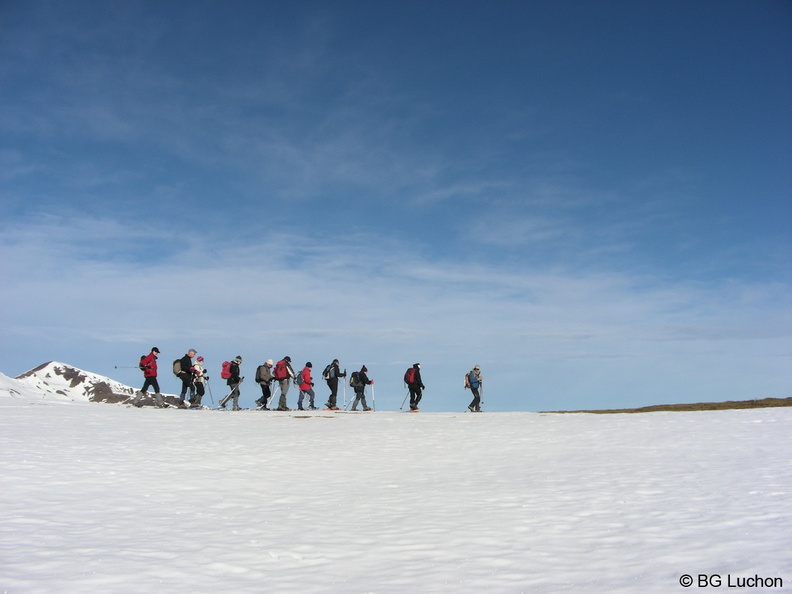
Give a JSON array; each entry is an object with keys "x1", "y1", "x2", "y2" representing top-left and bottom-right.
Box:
[
  {"x1": 140, "y1": 347, "x2": 160, "y2": 393},
  {"x1": 133, "y1": 347, "x2": 164, "y2": 408},
  {"x1": 297, "y1": 362, "x2": 316, "y2": 410}
]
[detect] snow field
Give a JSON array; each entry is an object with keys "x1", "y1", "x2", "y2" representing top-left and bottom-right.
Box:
[{"x1": 1, "y1": 400, "x2": 790, "y2": 593}]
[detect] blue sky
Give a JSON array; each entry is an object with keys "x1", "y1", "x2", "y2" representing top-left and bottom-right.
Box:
[{"x1": 1, "y1": 0, "x2": 790, "y2": 411}]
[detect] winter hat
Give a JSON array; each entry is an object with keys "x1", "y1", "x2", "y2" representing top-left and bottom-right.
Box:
[
  {"x1": 266, "y1": 359, "x2": 273, "y2": 366},
  {"x1": 414, "y1": 363, "x2": 421, "y2": 369},
  {"x1": 306, "y1": 362, "x2": 312, "y2": 368},
  {"x1": 234, "y1": 356, "x2": 243, "y2": 363},
  {"x1": 284, "y1": 356, "x2": 291, "y2": 362},
  {"x1": 196, "y1": 356, "x2": 204, "y2": 362},
  {"x1": 361, "y1": 365, "x2": 368, "y2": 372}
]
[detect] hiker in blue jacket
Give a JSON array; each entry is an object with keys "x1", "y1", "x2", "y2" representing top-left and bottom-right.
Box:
[{"x1": 467, "y1": 366, "x2": 483, "y2": 412}]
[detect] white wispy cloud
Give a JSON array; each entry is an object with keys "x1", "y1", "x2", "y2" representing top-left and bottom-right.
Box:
[{"x1": 1, "y1": 212, "x2": 788, "y2": 410}]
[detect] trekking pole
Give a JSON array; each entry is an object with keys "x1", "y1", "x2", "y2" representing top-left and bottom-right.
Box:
[
  {"x1": 219, "y1": 378, "x2": 243, "y2": 408},
  {"x1": 205, "y1": 378, "x2": 215, "y2": 406},
  {"x1": 344, "y1": 383, "x2": 353, "y2": 411},
  {"x1": 480, "y1": 382, "x2": 484, "y2": 411},
  {"x1": 400, "y1": 388, "x2": 409, "y2": 410},
  {"x1": 371, "y1": 383, "x2": 376, "y2": 411},
  {"x1": 114, "y1": 366, "x2": 139, "y2": 369}
]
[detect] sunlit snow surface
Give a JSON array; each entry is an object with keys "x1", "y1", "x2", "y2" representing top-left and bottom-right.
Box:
[{"x1": 1, "y1": 377, "x2": 790, "y2": 592}]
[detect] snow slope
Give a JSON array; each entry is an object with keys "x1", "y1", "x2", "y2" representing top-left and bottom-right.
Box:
[
  {"x1": 1, "y1": 375, "x2": 790, "y2": 592},
  {"x1": 1, "y1": 361, "x2": 141, "y2": 404},
  {"x1": 0, "y1": 362, "x2": 181, "y2": 406}
]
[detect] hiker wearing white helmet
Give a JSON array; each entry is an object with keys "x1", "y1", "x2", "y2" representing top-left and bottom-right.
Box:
[{"x1": 255, "y1": 359, "x2": 274, "y2": 409}]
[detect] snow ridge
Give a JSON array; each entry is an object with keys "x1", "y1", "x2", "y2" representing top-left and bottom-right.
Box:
[{"x1": 2, "y1": 361, "x2": 141, "y2": 404}]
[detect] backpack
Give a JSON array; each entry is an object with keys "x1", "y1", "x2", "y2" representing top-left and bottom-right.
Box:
[
  {"x1": 293, "y1": 368, "x2": 304, "y2": 386},
  {"x1": 220, "y1": 361, "x2": 232, "y2": 379},
  {"x1": 404, "y1": 367, "x2": 416, "y2": 384},
  {"x1": 173, "y1": 359, "x2": 182, "y2": 376},
  {"x1": 322, "y1": 364, "x2": 332, "y2": 380},
  {"x1": 255, "y1": 365, "x2": 265, "y2": 383},
  {"x1": 274, "y1": 360, "x2": 288, "y2": 380},
  {"x1": 464, "y1": 372, "x2": 471, "y2": 389},
  {"x1": 139, "y1": 355, "x2": 146, "y2": 371},
  {"x1": 349, "y1": 371, "x2": 360, "y2": 387}
]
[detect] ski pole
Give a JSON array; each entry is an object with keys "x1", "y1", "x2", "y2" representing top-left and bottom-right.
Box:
[
  {"x1": 400, "y1": 390, "x2": 409, "y2": 410},
  {"x1": 342, "y1": 370, "x2": 347, "y2": 408},
  {"x1": 219, "y1": 378, "x2": 243, "y2": 408},
  {"x1": 114, "y1": 366, "x2": 139, "y2": 369},
  {"x1": 371, "y1": 383, "x2": 376, "y2": 411},
  {"x1": 205, "y1": 378, "x2": 215, "y2": 406}
]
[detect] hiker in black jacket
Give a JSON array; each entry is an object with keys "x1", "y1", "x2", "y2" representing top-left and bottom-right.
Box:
[
  {"x1": 406, "y1": 363, "x2": 424, "y2": 411},
  {"x1": 177, "y1": 349, "x2": 197, "y2": 405},
  {"x1": 351, "y1": 366, "x2": 373, "y2": 411},
  {"x1": 220, "y1": 356, "x2": 243, "y2": 410},
  {"x1": 323, "y1": 359, "x2": 346, "y2": 410}
]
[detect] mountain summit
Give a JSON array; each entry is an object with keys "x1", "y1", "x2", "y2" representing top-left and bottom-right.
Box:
[{"x1": 4, "y1": 361, "x2": 141, "y2": 404}]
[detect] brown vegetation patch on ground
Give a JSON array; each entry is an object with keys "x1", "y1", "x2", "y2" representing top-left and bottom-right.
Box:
[{"x1": 542, "y1": 397, "x2": 792, "y2": 414}]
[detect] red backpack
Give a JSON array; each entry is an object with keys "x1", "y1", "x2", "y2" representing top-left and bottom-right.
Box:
[
  {"x1": 220, "y1": 361, "x2": 232, "y2": 379},
  {"x1": 404, "y1": 367, "x2": 416, "y2": 384},
  {"x1": 274, "y1": 360, "x2": 288, "y2": 380}
]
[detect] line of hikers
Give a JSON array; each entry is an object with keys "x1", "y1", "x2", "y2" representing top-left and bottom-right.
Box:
[
  {"x1": 132, "y1": 347, "x2": 483, "y2": 411},
  {"x1": 246, "y1": 357, "x2": 375, "y2": 411}
]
